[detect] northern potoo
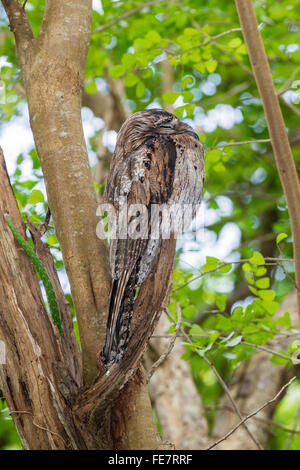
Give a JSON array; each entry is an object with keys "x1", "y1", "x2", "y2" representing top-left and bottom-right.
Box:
[{"x1": 100, "y1": 109, "x2": 204, "y2": 369}]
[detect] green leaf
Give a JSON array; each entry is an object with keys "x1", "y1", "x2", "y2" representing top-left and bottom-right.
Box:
[
  {"x1": 209, "y1": 332, "x2": 220, "y2": 344},
  {"x1": 136, "y1": 81, "x2": 145, "y2": 98},
  {"x1": 182, "y1": 91, "x2": 194, "y2": 102},
  {"x1": 184, "y1": 103, "x2": 196, "y2": 117},
  {"x1": 228, "y1": 37, "x2": 242, "y2": 48},
  {"x1": 248, "y1": 285, "x2": 259, "y2": 296},
  {"x1": 121, "y1": 53, "x2": 136, "y2": 69},
  {"x1": 189, "y1": 324, "x2": 204, "y2": 336},
  {"x1": 270, "y1": 352, "x2": 290, "y2": 366},
  {"x1": 205, "y1": 59, "x2": 218, "y2": 73},
  {"x1": 216, "y1": 293, "x2": 227, "y2": 311},
  {"x1": 162, "y1": 92, "x2": 179, "y2": 104},
  {"x1": 28, "y1": 190, "x2": 44, "y2": 204},
  {"x1": 242, "y1": 262, "x2": 252, "y2": 273},
  {"x1": 109, "y1": 65, "x2": 125, "y2": 78},
  {"x1": 249, "y1": 251, "x2": 265, "y2": 265},
  {"x1": 193, "y1": 62, "x2": 206, "y2": 74},
  {"x1": 258, "y1": 289, "x2": 275, "y2": 301},
  {"x1": 124, "y1": 73, "x2": 139, "y2": 87},
  {"x1": 245, "y1": 273, "x2": 254, "y2": 284},
  {"x1": 256, "y1": 266, "x2": 267, "y2": 277},
  {"x1": 16, "y1": 154, "x2": 24, "y2": 165},
  {"x1": 288, "y1": 339, "x2": 300, "y2": 353},
  {"x1": 202, "y1": 256, "x2": 219, "y2": 272},
  {"x1": 174, "y1": 105, "x2": 185, "y2": 118},
  {"x1": 277, "y1": 312, "x2": 292, "y2": 327},
  {"x1": 276, "y1": 232, "x2": 288, "y2": 244},
  {"x1": 205, "y1": 149, "x2": 222, "y2": 163},
  {"x1": 227, "y1": 335, "x2": 242, "y2": 347},
  {"x1": 216, "y1": 314, "x2": 232, "y2": 331},
  {"x1": 146, "y1": 30, "x2": 162, "y2": 44},
  {"x1": 182, "y1": 305, "x2": 196, "y2": 319},
  {"x1": 168, "y1": 301, "x2": 177, "y2": 311},
  {"x1": 47, "y1": 234, "x2": 59, "y2": 246},
  {"x1": 255, "y1": 277, "x2": 270, "y2": 289},
  {"x1": 85, "y1": 80, "x2": 97, "y2": 94},
  {"x1": 219, "y1": 263, "x2": 231, "y2": 273}
]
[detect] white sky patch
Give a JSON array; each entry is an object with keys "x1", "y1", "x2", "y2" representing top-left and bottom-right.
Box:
[
  {"x1": 195, "y1": 104, "x2": 243, "y2": 133},
  {"x1": 0, "y1": 103, "x2": 34, "y2": 176},
  {"x1": 282, "y1": 89, "x2": 300, "y2": 105},
  {"x1": 102, "y1": 129, "x2": 117, "y2": 153},
  {"x1": 92, "y1": 0, "x2": 104, "y2": 14},
  {"x1": 179, "y1": 222, "x2": 242, "y2": 271},
  {"x1": 0, "y1": 105, "x2": 105, "y2": 177}
]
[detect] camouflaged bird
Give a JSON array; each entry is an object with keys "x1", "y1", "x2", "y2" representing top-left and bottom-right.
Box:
[{"x1": 100, "y1": 109, "x2": 204, "y2": 369}]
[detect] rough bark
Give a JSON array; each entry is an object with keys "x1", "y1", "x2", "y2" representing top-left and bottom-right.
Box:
[
  {"x1": 1, "y1": 0, "x2": 163, "y2": 449},
  {"x1": 0, "y1": 149, "x2": 83, "y2": 449},
  {"x1": 235, "y1": 0, "x2": 300, "y2": 321},
  {"x1": 73, "y1": 237, "x2": 177, "y2": 449}
]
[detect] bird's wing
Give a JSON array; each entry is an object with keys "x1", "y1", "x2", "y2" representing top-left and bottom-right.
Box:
[
  {"x1": 101, "y1": 133, "x2": 204, "y2": 367},
  {"x1": 102, "y1": 136, "x2": 175, "y2": 366}
]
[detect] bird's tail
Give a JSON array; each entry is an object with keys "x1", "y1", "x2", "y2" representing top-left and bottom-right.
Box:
[{"x1": 100, "y1": 266, "x2": 138, "y2": 369}]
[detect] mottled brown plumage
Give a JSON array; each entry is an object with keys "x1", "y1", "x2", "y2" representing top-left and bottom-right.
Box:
[{"x1": 100, "y1": 109, "x2": 204, "y2": 369}]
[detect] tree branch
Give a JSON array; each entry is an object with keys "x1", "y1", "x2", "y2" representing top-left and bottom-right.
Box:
[
  {"x1": 147, "y1": 304, "x2": 182, "y2": 381},
  {"x1": 206, "y1": 376, "x2": 296, "y2": 450},
  {"x1": 235, "y1": 0, "x2": 300, "y2": 323},
  {"x1": 91, "y1": 0, "x2": 164, "y2": 34},
  {"x1": 0, "y1": 148, "x2": 85, "y2": 449},
  {"x1": 1, "y1": 0, "x2": 34, "y2": 67},
  {"x1": 166, "y1": 312, "x2": 263, "y2": 450}
]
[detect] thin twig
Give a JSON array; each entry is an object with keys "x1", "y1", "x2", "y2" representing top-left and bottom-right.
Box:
[
  {"x1": 212, "y1": 41, "x2": 253, "y2": 76},
  {"x1": 151, "y1": 333, "x2": 295, "y2": 363},
  {"x1": 9, "y1": 410, "x2": 68, "y2": 446},
  {"x1": 205, "y1": 404, "x2": 300, "y2": 436},
  {"x1": 277, "y1": 66, "x2": 300, "y2": 96},
  {"x1": 178, "y1": 28, "x2": 242, "y2": 56},
  {"x1": 205, "y1": 376, "x2": 296, "y2": 450},
  {"x1": 173, "y1": 257, "x2": 294, "y2": 293},
  {"x1": 207, "y1": 139, "x2": 271, "y2": 151},
  {"x1": 91, "y1": 0, "x2": 164, "y2": 34},
  {"x1": 166, "y1": 311, "x2": 263, "y2": 450},
  {"x1": 148, "y1": 303, "x2": 182, "y2": 381},
  {"x1": 201, "y1": 354, "x2": 263, "y2": 449}
]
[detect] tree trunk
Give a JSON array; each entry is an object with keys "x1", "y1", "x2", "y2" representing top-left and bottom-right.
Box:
[{"x1": 0, "y1": 0, "x2": 164, "y2": 450}]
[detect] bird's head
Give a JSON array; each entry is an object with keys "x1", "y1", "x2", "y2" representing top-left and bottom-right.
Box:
[{"x1": 116, "y1": 109, "x2": 199, "y2": 154}]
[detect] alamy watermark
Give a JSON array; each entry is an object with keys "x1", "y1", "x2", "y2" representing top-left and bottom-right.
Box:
[{"x1": 96, "y1": 199, "x2": 205, "y2": 241}]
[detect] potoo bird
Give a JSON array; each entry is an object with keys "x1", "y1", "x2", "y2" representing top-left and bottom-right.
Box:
[{"x1": 100, "y1": 109, "x2": 204, "y2": 369}]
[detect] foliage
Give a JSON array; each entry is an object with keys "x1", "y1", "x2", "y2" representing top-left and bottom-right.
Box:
[
  {"x1": 1, "y1": 0, "x2": 300, "y2": 449},
  {"x1": 6, "y1": 215, "x2": 63, "y2": 335}
]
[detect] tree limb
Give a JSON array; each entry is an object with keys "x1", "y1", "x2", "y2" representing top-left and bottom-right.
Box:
[
  {"x1": 91, "y1": 0, "x2": 164, "y2": 34},
  {"x1": 235, "y1": 0, "x2": 300, "y2": 323},
  {"x1": 1, "y1": 0, "x2": 34, "y2": 67},
  {"x1": 0, "y1": 148, "x2": 85, "y2": 449},
  {"x1": 207, "y1": 376, "x2": 296, "y2": 450}
]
